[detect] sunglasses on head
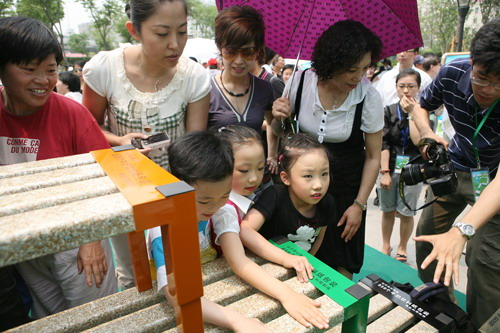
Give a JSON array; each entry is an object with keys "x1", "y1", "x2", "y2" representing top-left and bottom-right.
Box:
[{"x1": 221, "y1": 47, "x2": 258, "y2": 61}]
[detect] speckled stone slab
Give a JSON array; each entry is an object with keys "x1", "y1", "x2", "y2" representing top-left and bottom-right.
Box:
[
  {"x1": 0, "y1": 163, "x2": 106, "y2": 196},
  {"x1": 367, "y1": 305, "x2": 418, "y2": 332},
  {"x1": 405, "y1": 321, "x2": 439, "y2": 332},
  {"x1": 0, "y1": 153, "x2": 96, "y2": 179},
  {"x1": 6, "y1": 285, "x2": 163, "y2": 333},
  {"x1": 0, "y1": 193, "x2": 133, "y2": 266},
  {"x1": 0, "y1": 176, "x2": 118, "y2": 217}
]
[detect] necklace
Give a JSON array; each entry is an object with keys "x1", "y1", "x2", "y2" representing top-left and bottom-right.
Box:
[
  {"x1": 154, "y1": 79, "x2": 161, "y2": 93},
  {"x1": 220, "y1": 71, "x2": 250, "y2": 97},
  {"x1": 138, "y1": 54, "x2": 166, "y2": 93}
]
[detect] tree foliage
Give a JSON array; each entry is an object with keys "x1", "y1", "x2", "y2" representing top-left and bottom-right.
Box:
[
  {"x1": 78, "y1": 0, "x2": 123, "y2": 51},
  {"x1": 68, "y1": 33, "x2": 89, "y2": 55},
  {"x1": 16, "y1": 0, "x2": 67, "y2": 62},
  {"x1": 0, "y1": 0, "x2": 16, "y2": 17},
  {"x1": 418, "y1": 0, "x2": 459, "y2": 54},
  {"x1": 188, "y1": 0, "x2": 217, "y2": 39},
  {"x1": 474, "y1": 0, "x2": 500, "y2": 24},
  {"x1": 115, "y1": 14, "x2": 135, "y2": 44}
]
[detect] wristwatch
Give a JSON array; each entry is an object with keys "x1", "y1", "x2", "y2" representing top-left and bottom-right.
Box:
[
  {"x1": 354, "y1": 199, "x2": 367, "y2": 211},
  {"x1": 452, "y1": 221, "x2": 476, "y2": 239}
]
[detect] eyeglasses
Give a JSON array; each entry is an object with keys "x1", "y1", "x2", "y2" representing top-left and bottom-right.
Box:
[
  {"x1": 471, "y1": 76, "x2": 500, "y2": 90},
  {"x1": 397, "y1": 84, "x2": 419, "y2": 89},
  {"x1": 221, "y1": 47, "x2": 258, "y2": 61}
]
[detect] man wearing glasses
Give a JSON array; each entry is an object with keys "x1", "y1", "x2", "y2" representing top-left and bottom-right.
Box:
[
  {"x1": 410, "y1": 18, "x2": 500, "y2": 331},
  {"x1": 375, "y1": 48, "x2": 432, "y2": 107}
]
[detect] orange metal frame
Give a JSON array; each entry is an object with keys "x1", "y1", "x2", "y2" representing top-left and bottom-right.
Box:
[{"x1": 91, "y1": 148, "x2": 203, "y2": 332}]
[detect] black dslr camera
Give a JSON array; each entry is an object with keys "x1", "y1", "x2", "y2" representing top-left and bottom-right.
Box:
[{"x1": 401, "y1": 139, "x2": 457, "y2": 196}]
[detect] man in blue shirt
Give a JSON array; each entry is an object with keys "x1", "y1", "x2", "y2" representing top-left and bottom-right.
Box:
[{"x1": 410, "y1": 18, "x2": 500, "y2": 330}]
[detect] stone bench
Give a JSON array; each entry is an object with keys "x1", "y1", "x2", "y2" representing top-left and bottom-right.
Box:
[
  {"x1": 6, "y1": 252, "x2": 440, "y2": 332},
  {"x1": 0, "y1": 150, "x2": 442, "y2": 332},
  {"x1": 0, "y1": 149, "x2": 205, "y2": 330}
]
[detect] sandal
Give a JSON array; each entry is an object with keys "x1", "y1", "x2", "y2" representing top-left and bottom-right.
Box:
[{"x1": 395, "y1": 253, "x2": 407, "y2": 263}]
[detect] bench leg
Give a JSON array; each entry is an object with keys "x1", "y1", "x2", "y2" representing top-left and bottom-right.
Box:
[
  {"x1": 342, "y1": 294, "x2": 370, "y2": 333},
  {"x1": 128, "y1": 231, "x2": 152, "y2": 292}
]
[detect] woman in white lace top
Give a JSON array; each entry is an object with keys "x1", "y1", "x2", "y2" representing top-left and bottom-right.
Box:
[{"x1": 82, "y1": 0, "x2": 210, "y2": 170}]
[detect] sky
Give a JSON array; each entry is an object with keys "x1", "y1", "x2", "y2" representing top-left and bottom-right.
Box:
[
  {"x1": 60, "y1": 0, "x2": 92, "y2": 34},
  {"x1": 60, "y1": 0, "x2": 217, "y2": 35}
]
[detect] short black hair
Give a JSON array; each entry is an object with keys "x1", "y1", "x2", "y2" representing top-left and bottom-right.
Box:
[
  {"x1": 395, "y1": 68, "x2": 421, "y2": 87},
  {"x1": 312, "y1": 20, "x2": 382, "y2": 82},
  {"x1": 278, "y1": 133, "x2": 328, "y2": 174},
  {"x1": 281, "y1": 64, "x2": 295, "y2": 74},
  {"x1": 0, "y1": 16, "x2": 63, "y2": 68},
  {"x1": 58, "y1": 71, "x2": 81, "y2": 92},
  {"x1": 75, "y1": 60, "x2": 87, "y2": 68},
  {"x1": 215, "y1": 125, "x2": 262, "y2": 153},
  {"x1": 422, "y1": 54, "x2": 440, "y2": 72},
  {"x1": 264, "y1": 47, "x2": 277, "y2": 64},
  {"x1": 470, "y1": 17, "x2": 500, "y2": 76},
  {"x1": 168, "y1": 131, "x2": 234, "y2": 185}
]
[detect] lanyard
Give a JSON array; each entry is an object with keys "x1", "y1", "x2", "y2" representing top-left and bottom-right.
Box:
[
  {"x1": 397, "y1": 105, "x2": 409, "y2": 155},
  {"x1": 473, "y1": 99, "x2": 498, "y2": 168}
]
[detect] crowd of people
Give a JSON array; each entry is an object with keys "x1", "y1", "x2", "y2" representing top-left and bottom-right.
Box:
[{"x1": 0, "y1": 0, "x2": 498, "y2": 330}]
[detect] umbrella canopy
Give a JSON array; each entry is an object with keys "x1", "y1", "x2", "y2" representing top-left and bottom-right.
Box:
[{"x1": 216, "y1": 0, "x2": 423, "y2": 61}]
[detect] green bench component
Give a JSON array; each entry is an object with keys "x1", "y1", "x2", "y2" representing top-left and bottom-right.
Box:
[{"x1": 272, "y1": 240, "x2": 371, "y2": 333}]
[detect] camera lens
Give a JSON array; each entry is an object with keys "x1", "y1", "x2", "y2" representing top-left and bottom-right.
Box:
[{"x1": 401, "y1": 164, "x2": 425, "y2": 185}]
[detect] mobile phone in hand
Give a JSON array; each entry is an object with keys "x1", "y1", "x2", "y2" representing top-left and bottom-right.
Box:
[{"x1": 131, "y1": 132, "x2": 170, "y2": 150}]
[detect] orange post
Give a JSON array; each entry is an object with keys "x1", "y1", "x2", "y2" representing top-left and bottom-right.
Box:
[{"x1": 91, "y1": 148, "x2": 203, "y2": 332}]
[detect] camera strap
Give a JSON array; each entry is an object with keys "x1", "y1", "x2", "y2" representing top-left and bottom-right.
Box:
[{"x1": 398, "y1": 176, "x2": 438, "y2": 212}]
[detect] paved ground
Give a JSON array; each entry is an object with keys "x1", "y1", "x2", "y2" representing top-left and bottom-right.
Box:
[{"x1": 364, "y1": 185, "x2": 470, "y2": 294}]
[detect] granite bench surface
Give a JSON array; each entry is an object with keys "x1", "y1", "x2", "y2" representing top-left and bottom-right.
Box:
[
  {"x1": 0, "y1": 153, "x2": 136, "y2": 267},
  {"x1": 7, "y1": 254, "x2": 438, "y2": 333}
]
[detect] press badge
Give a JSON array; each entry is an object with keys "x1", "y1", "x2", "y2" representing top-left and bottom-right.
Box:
[
  {"x1": 395, "y1": 155, "x2": 410, "y2": 174},
  {"x1": 471, "y1": 168, "x2": 490, "y2": 201}
]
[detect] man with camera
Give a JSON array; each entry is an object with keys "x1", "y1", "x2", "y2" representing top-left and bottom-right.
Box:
[{"x1": 408, "y1": 18, "x2": 500, "y2": 331}]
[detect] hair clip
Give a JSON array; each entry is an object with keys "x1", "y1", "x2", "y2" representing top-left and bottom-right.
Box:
[
  {"x1": 218, "y1": 126, "x2": 226, "y2": 132},
  {"x1": 278, "y1": 154, "x2": 284, "y2": 164}
]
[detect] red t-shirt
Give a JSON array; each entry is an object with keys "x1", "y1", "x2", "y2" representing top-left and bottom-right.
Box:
[{"x1": 0, "y1": 91, "x2": 109, "y2": 165}]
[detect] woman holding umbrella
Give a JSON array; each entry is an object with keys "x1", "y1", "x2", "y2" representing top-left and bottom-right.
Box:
[{"x1": 272, "y1": 20, "x2": 384, "y2": 279}]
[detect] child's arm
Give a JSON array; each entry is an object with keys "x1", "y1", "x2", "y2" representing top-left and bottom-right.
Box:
[
  {"x1": 220, "y1": 232, "x2": 329, "y2": 329},
  {"x1": 309, "y1": 227, "x2": 327, "y2": 256},
  {"x1": 161, "y1": 286, "x2": 271, "y2": 332},
  {"x1": 240, "y1": 208, "x2": 314, "y2": 282}
]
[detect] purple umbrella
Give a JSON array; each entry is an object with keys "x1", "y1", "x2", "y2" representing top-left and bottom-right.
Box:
[{"x1": 216, "y1": 0, "x2": 423, "y2": 61}]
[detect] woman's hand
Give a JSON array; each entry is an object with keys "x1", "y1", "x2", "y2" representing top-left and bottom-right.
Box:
[
  {"x1": 400, "y1": 95, "x2": 418, "y2": 114},
  {"x1": 119, "y1": 132, "x2": 152, "y2": 155},
  {"x1": 266, "y1": 156, "x2": 278, "y2": 174},
  {"x1": 380, "y1": 173, "x2": 392, "y2": 190},
  {"x1": 280, "y1": 290, "x2": 329, "y2": 329},
  {"x1": 281, "y1": 253, "x2": 314, "y2": 282},
  {"x1": 338, "y1": 204, "x2": 363, "y2": 242},
  {"x1": 272, "y1": 97, "x2": 291, "y2": 119}
]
